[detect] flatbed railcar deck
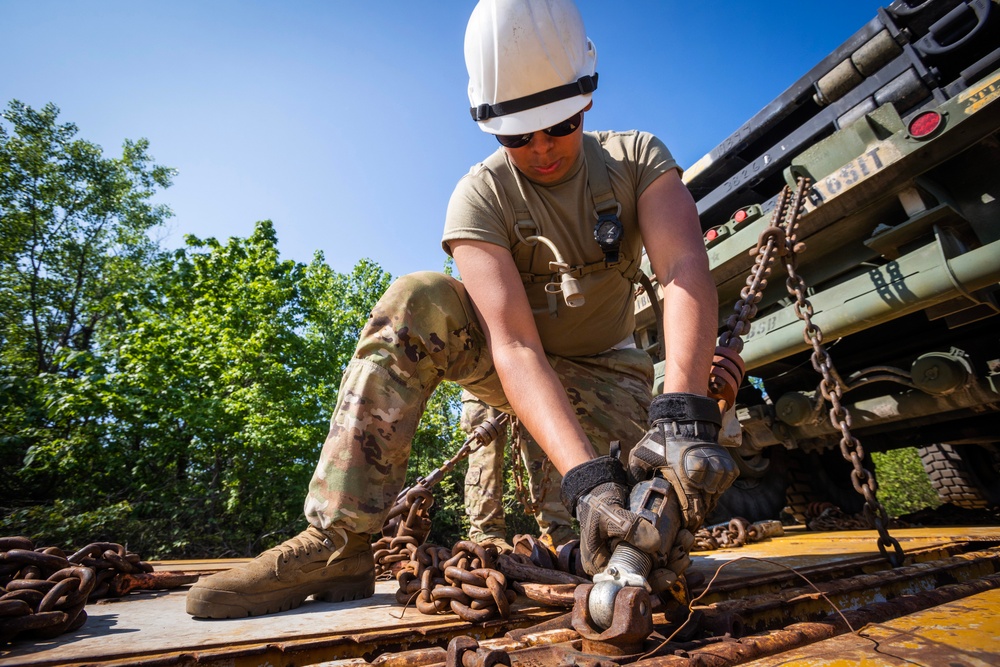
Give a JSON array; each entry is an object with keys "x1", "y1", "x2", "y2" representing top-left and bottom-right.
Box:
[{"x1": 4, "y1": 526, "x2": 1000, "y2": 667}]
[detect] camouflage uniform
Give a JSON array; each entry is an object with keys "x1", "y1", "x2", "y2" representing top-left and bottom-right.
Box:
[
  {"x1": 305, "y1": 271, "x2": 654, "y2": 538},
  {"x1": 461, "y1": 395, "x2": 508, "y2": 543},
  {"x1": 461, "y1": 393, "x2": 576, "y2": 546}
]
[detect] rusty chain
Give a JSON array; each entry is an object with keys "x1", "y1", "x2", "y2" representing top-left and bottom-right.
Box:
[
  {"x1": 692, "y1": 517, "x2": 785, "y2": 551},
  {"x1": 0, "y1": 536, "x2": 94, "y2": 644},
  {"x1": 394, "y1": 540, "x2": 516, "y2": 622},
  {"x1": 448, "y1": 635, "x2": 512, "y2": 667},
  {"x1": 509, "y1": 417, "x2": 553, "y2": 519},
  {"x1": 805, "y1": 503, "x2": 881, "y2": 531},
  {"x1": 387, "y1": 519, "x2": 787, "y2": 630},
  {"x1": 778, "y1": 176, "x2": 905, "y2": 567},
  {"x1": 726, "y1": 190, "x2": 789, "y2": 351},
  {"x1": 708, "y1": 187, "x2": 799, "y2": 412},
  {"x1": 373, "y1": 414, "x2": 509, "y2": 579},
  {"x1": 373, "y1": 487, "x2": 434, "y2": 579},
  {"x1": 695, "y1": 519, "x2": 750, "y2": 551},
  {"x1": 727, "y1": 195, "x2": 796, "y2": 319},
  {"x1": 390, "y1": 533, "x2": 590, "y2": 622},
  {"x1": 1, "y1": 536, "x2": 196, "y2": 644}
]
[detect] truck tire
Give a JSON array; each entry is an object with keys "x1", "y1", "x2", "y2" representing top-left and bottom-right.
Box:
[
  {"x1": 918, "y1": 443, "x2": 1000, "y2": 509},
  {"x1": 785, "y1": 448, "x2": 872, "y2": 523},
  {"x1": 707, "y1": 449, "x2": 789, "y2": 523}
]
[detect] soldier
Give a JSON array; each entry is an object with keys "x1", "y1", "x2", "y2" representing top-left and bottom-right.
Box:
[
  {"x1": 186, "y1": 0, "x2": 736, "y2": 619},
  {"x1": 461, "y1": 393, "x2": 575, "y2": 553}
]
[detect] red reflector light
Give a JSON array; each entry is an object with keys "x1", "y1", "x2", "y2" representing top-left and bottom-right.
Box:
[
  {"x1": 909, "y1": 111, "x2": 942, "y2": 138},
  {"x1": 734, "y1": 209, "x2": 748, "y2": 223},
  {"x1": 706, "y1": 229, "x2": 719, "y2": 241}
]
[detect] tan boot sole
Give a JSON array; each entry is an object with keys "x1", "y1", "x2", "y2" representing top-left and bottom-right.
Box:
[
  {"x1": 186, "y1": 576, "x2": 375, "y2": 619},
  {"x1": 186, "y1": 551, "x2": 376, "y2": 619}
]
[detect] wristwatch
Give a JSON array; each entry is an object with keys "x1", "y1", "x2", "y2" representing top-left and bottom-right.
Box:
[{"x1": 594, "y1": 214, "x2": 623, "y2": 263}]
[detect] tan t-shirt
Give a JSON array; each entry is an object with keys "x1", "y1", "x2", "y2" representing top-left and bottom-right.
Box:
[{"x1": 442, "y1": 130, "x2": 678, "y2": 357}]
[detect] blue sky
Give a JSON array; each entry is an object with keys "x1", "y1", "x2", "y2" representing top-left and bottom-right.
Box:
[{"x1": 3, "y1": 1, "x2": 886, "y2": 279}]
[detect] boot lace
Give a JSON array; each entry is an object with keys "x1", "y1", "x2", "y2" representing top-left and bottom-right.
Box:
[{"x1": 272, "y1": 529, "x2": 334, "y2": 565}]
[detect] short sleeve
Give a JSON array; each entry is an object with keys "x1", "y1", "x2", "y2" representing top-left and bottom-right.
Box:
[
  {"x1": 628, "y1": 132, "x2": 681, "y2": 199},
  {"x1": 441, "y1": 164, "x2": 511, "y2": 256}
]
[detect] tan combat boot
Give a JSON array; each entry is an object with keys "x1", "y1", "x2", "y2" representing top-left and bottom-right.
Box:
[{"x1": 186, "y1": 525, "x2": 374, "y2": 618}]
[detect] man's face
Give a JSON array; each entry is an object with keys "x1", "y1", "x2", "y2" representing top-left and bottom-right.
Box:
[{"x1": 502, "y1": 113, "x2": 585, "y2": 185}]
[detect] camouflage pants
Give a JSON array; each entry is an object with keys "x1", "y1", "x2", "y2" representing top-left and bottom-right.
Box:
[
  {"x1": 305, "y1": 271, "x2": 655, "y2": 537},
  {"x1": 461, "y1": 396, "x2": 509, "y2": 543},
  {"x1": 461, "y1": 394, "x2": 575, "y2": 545}
]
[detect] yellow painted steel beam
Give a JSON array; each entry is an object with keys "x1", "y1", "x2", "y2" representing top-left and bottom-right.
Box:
[{"x1": 741, "y1": 587, "x2": 1000, "y2": 666}]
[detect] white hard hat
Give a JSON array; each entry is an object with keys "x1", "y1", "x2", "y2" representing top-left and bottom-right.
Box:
[{"x1": 465, "y1": 0, "x2": 598, "y2": 136}]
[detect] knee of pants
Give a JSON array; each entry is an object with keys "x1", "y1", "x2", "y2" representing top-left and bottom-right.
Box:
[
  {"x1": 356, "y1": 271, "x2": 486, "y2": 387},
  {"x1": 377, "y1": 271, "x2": 472, "y2": 323}
]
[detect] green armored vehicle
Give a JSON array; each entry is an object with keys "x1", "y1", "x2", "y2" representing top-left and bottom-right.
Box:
[{"x1": 636, "y1": 0, "x2": 1000, "y2": 521}]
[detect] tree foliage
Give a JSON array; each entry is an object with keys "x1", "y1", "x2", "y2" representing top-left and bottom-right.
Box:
[
  {"x1": 1, "y1": 100, "x2": 173, "y2": 504},
  {"x1": 873, "y1": 447, "x2": 941, "y2": 518},
  {"x1": 79, "y1": 224, "x2": 393, "y2": 556},
  {"x1": 1, "y1": 102, "x2": 469, "y2": 557}
]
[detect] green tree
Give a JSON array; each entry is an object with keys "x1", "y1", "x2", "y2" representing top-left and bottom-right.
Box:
[
  {"x1": 0, "y1": 100, "x2": 173, "y2": 504},
  {"x1": 88, "y1": 225, "x2": 393, "y2": 556},
  {"x1": 3, "y1": 217, "x2": 396, "y2": 556}
]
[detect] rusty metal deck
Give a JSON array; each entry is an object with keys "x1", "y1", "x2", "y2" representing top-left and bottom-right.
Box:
[{"x1": 2, "y1": 526, "x2": 999, "y2": 667}]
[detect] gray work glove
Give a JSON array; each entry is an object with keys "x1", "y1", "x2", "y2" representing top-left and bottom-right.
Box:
[
  {"x1": 628, "y1": 393, "x2": 739, "y2": 532},
  {"x1": 560, "y1": 453, "x2": 662, "y2": 575}
]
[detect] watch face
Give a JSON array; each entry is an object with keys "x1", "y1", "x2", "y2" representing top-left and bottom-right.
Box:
[{"x1": 596, "y1": 219, "x2": 622, "y2": 245}]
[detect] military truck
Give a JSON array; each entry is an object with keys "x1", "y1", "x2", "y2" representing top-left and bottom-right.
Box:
[{"x1": 635, "y1": 0, "x2": 1000, "y2": 523}]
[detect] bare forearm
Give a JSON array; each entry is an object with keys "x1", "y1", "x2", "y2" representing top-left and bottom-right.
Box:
[
  {"x1": 659, "y1": 260, "x2": 718, "y2": 396},
  {"x1": 492, "y1": 344, "x2": 595, "y2": 475},
  {"x1": 637, "y1": 170, "x2": 718, "y2": 396},
  {"x1": 448, "y1": 240, "x2": 597, "y2": 475}
]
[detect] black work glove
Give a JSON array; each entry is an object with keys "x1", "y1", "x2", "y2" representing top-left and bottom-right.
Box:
[
  {"x1": 628, "y1": 393, "x2": 739, "y2": 532},
  {"x1": 560, "y1": 454, "x2": 662, "y2": 575}
]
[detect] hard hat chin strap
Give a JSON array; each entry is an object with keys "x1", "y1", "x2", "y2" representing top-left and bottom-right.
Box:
[{"x1": 471, "y1": 74, "x2": 598, "y2": 122}]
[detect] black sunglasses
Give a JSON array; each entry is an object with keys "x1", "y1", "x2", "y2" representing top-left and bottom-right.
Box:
[{"x1": 495, "y1": 112, "x2": 582, "y2": 149}]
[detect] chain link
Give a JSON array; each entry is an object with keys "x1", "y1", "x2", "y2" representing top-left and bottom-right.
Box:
[
  {"x1": 391, "y1": 533, "x2": 589, "y2": 622},
  {"x1": 805, "y1": 503, "x2": 885, "y2": 532},
  {"x1": 1, "y1": 536, "x2": 194, "y2": 643},
  {"x1": 510, "y1": 417, "x2": 553, "y2": 518},
  {"x1": 778, "y1": 177, "x2": 905, "y2": 567},
  {"x1": 373, "y1": 414, "x2": 509, "y2": 579},
  {"x1": 692, "y1": 517, "x2": 784, "y2": 551},
  {"x1": 393, "y1": 540, "x2": 515, "y2": 622},
  {"x1": 708, "y1": 189, "x2": 796, "y2": 411},
  {"x1": 722, "y1": 188, "x2": 793, "y2": 354}
]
